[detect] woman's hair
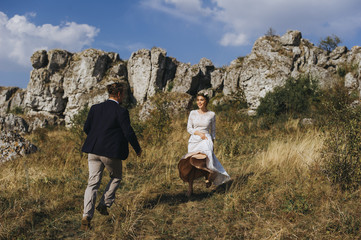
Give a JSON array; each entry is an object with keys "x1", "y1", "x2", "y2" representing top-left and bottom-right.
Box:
[
  {"x1": 196, "y1": 92, "x2": 209, "y2": 104},
  {"x1": 107, "y1": 82, "x2": 125, "y2": 97}
]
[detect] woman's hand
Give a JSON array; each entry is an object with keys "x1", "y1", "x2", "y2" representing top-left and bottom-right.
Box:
[{"x1": 195, "y1": 131, "x2": 208, "y2": 140}]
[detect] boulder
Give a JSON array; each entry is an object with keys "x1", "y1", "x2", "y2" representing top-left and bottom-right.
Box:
[
  {"x1": 147, "y1": 47, "x2": 167, "y2": 98},
  {"x1": 210, "y1": 68, "x2": 225, "y2": 91},
  {"x1": 9, "y1": 88, "x2": 26, "y2": 112},
  {"x1": 344, "y1": 72, "x2": 358, "y2": 89},
  {"x1": 280, "y1": 30, "x2": 302, "y2": 46},
  {"x1": 171, "y1": 59, "x2": 214, "y2": 96},
  {"x1": 171, "y1": 62, "x2": 196, "y2": 94},
  {"x1": 223, "y1": 63, "x2": 242, "y2": 96},
  {"x1": 31, "y1": 50, "x2": 49, "y2": 69},
  {"x1": 24, "y1": 68, "x2": 66, "y2": 114},
  {"x1": 0, "y1": 114, "x2": 29, "y2": 133},
  {"x1": 0, "y1": 130, "x2": 37, "y2": 163},
  {"x1": 127, "y1": 49, "x2": 152, "y2": 104},
  {"x1": 47, "y1": 49, "x2": 72, "y2": 73},
  {"x1": 128, "y1": 47, "x2": 172, "y2": 104},
  {"x1": 0, "y1": 87, "x2": 19, "y2": 114},
  {"x1": 197, "y1": 58, "x2": 214, "y2": 90},
  {"x1": 24, "y1": 112, "x2": 64, "y2": 132}
]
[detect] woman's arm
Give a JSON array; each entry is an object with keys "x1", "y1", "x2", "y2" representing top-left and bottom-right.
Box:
[
  {"x1": 194, "y1": 130, "x2": 208, "y2": 140},
  {"x1": 187, "y1": 111, "x2": 195, "y2": 135},
  {"x1": 211, "y1": 113, "x2": 216, "y2": 141}
]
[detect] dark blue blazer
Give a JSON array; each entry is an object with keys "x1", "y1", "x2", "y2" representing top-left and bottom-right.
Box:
[{"x1": 81, "y1": 100, "x2": 141, "y2": 160}]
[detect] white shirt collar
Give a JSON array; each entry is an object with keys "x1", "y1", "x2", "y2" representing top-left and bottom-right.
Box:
[{"x1": 108, "y1": 99, "x2": 119, "y2": 104}]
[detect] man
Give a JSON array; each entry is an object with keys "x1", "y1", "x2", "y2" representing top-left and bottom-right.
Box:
[{"x1": 80, "y1": 82, "x2": 142, "y2": 230}]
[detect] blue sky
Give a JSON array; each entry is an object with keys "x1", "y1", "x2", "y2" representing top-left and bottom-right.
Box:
[{"x1": 1, "y1": 0, "x2": 361, "y2": 88}]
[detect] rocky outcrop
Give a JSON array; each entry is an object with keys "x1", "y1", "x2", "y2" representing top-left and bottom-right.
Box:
[
  {"x1": 127, "y1": 49, "x2": 152, "y2": 104},
  {"x1": 0, "y1": 131, "x2": 37, "y2": 163},
  {"x1": 218, "y1": 30, "x2": 360, "y2": 108},
  {"x1": 0, "y1": 30, "x2": 360, "y2": 130},
  {"x1": 127, "y1": 49, "x2": 215, "y2": 104},
  {"x1": 62, "y1": 49, "x2": 128, "y2": 124},
  {"x1": 127, "y1": 47, "x2": 174, "y2": 104},
  {"x1": 167, "y1": 58, "x2": 214, "y2": 96},
  {"x1": 31, "y1": 50, "x2": 49, "y2": 69},
  {"x1": 22, "y1": 48, "x2": 129, "y2": 125},
  {"x1": 0, "y1": 114, "x2": 29, "y2": 133},
  {"x1": 0, "y1": 87, "x2": 26, "y2": 114}
]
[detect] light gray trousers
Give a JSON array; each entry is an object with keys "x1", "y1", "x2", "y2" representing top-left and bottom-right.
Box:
[{"x1": 83, "y1": 153, "x2": 122, "y2": 219}]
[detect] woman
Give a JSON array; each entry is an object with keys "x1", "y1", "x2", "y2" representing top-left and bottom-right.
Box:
[{"x1": 178, "y1": 93, "x2": 230, "y2": 196}]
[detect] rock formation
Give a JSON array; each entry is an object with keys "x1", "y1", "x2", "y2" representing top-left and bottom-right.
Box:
[
  {"x1": 0, "y1": 30, "x2": 360, "y2": 131},
  {"x1": 0, "y1": 114, "x2": 29, "y2": 133},
  {"x1": 0, "y1": 130, "x2": 37, "y2": 163}
]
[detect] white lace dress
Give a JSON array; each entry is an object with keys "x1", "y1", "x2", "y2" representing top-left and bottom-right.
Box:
[{"x1": 186, "y1": 110, "x2": 230, "y2": 186}]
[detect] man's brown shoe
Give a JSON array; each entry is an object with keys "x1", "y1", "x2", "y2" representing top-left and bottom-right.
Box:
[
  {"x1": 96, "y1": 204, "x2": 109, "y2": 215},
  {"x1": 80, "y1": 216, "x2": 91, "y2": 231}
]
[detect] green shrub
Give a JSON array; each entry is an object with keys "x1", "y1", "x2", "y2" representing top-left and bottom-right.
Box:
[
  {"x1": 7, "y1": 106, "x2": 24, "y2": 115},
  {"x1": 256, "y1": 75, "x2": 319, "y2": 118},
  {"x1": 211, "y1": 91, "x2": 248, "y2": 114},
  {"x1": 336, "y1": 62, "x2": 360, "y2": 79},
  {"x1": 318, "y1": 34, "x2": 342, "y2": 52},
  {"x1": 317, "y1": 80, "x2": 356, "y2": 121},
  {"x1": 167, "y1": 81, "x2": 174, "y2": 92},
  {"x1": 69, "y1": 105, "x2": 89, "y2": 156},
  {"x1": 320, "y1": 81, "x2": 361, "y2": 191},
  {"x1": 322, "y1": 107, "x2": 361, "y2": 191},
  {"x1": 337, "y1": 66, "x2": 347, "y2": 78},
  {"x1": 141, "y1": 94, "x2": 172, "y2": 144}
]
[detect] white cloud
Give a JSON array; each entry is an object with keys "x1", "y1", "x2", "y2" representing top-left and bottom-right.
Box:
[
  {"x1": 163, "y1": 0, "x2": 214, "y2": 16},
  {"x1": 0, "y1": 12, "x2": 99, "y2": 70},
  {"x1": 220, "y1": 32, "x2": 249, "y2": 46},
  {"x1": 141, "y1": 0, "x2": 216, "y2": 22},
  {"x1": 144, "y1": 0, "x2": 361, "y2": 47}
]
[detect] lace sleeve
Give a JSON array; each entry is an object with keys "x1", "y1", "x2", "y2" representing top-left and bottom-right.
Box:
[
  {"x1": 211, "y1": 113, "x2": 216, "y2": 140},
  {"x1": 187, "y1": 111, "x2": 195, "y2": 135}
]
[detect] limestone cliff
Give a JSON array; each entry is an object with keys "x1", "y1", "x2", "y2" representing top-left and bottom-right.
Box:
[{"x1": 1, "y1": 30, "x2": 361, "y2": 129}]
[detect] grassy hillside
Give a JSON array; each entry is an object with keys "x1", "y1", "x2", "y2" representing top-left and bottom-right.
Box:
[{"x1": 1, "y1": 102, "x2": 361, "y2": 239}]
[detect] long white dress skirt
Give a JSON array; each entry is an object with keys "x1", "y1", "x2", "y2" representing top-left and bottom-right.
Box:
[{"x1": 186, "y1": 133, "x2": 230, "y2": 186}]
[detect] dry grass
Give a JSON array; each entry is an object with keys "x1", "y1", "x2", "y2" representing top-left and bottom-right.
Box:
[{"x1": 1, "y1": 114, "x2": 361, "y2": 239}]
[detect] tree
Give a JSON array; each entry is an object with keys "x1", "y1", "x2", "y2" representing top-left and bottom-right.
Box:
[
  {"x1": 265, "y1": 27, "x2": 277, "y2": 36},
  {"x1": 318, "y1": 34, "x2": 342, "y2": 52}
]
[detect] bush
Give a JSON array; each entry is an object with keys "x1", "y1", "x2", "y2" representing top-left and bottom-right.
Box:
[
  {"x1": 318, "y1": 34, "x2": 342, "y2": 52},
  {"x1": 317, "y1": 79, "x2": 356, "y2": 121},
  {"x1": 256, "y1": 75, "x2": 319, "y2": 118},
  {"x1": 211, "y1": 91, "x2": 248, "y2": 114},
  {"x1": 69, "y1": 106, "x2": 89, "y2": 156},
  {"x1": 7, "y1": 106, "x2": 24, "y2": 115},
  {"x1": 320, "y1": 81, "x2": 361, "y2": 191},
  {"x1": 141, "y1": 94, "x2": 172, "y2": 144},
  {"x1": 322, "y1": 107, "x2": 361, "y2": 191}
]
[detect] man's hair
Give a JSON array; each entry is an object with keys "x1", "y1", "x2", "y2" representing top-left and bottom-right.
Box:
[{"x1": 107, "y1": 82, "x2": 125, "y2": 97}]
